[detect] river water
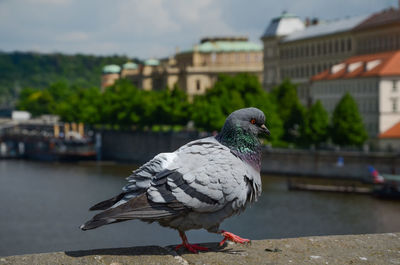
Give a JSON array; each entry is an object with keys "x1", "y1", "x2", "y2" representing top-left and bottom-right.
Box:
[{"x1": 1, "y1": 159, "x2": 400, "y2": 256}]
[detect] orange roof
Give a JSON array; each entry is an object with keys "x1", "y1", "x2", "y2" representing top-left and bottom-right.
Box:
[
  {"x1": 311, "y1": 50, "x2": 400, "y2": 81},
  {"x1": 379, "y1": 121, "x2": 400, "y2": 139}
]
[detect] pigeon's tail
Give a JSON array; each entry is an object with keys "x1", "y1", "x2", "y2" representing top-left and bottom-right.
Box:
[
  {"x1": 80, "y1": 194, "x2": 183, "y2": 231},
  {"x1": 89, "y1": 192, "x2": 126, "y2": 211},
  {"x1": 80, "y1": 218, "x2": 118, "y2": 231}
]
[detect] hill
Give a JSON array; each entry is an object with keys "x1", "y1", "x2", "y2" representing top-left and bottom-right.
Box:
[{"x1": 0, "y1": 51, "x2": 139, "y2": 107}]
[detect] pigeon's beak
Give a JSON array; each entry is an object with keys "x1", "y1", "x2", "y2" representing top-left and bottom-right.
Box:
[{"x1": 260, "y1": 124, "x2": 270, "y2": 136}]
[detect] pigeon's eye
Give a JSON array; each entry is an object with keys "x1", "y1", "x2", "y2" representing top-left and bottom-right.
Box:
[{"x1": 250, "y1": 119, "x2": 256, "y2": 125}]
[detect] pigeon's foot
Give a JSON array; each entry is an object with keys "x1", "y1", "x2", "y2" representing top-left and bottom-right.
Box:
[
  {"x1": 176, "y1": 231, "x2": 209, "y2": 254},
  {"x1": 175, "y1": 242, "x2": 209, "y2": 253},
  {"x1": 219, "y1": 230, "x2": 250, "y2": 246}
]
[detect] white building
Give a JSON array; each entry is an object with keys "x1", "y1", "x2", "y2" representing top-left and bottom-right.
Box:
[{"x1": 310, "y1": 50, "x2": 400, "y2": 139}]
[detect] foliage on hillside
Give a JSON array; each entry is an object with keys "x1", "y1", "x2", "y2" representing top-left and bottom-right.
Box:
[{"x1": 0, "y1": 51, "x2": 137, "y2": 106}]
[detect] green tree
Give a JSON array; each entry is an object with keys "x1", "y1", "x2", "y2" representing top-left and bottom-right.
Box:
[
  {"x1": 302, "y1": 100, "x2": 330, "y2": 145},
  {"x1": 100, "y1": 79, "x2": 144, "y2": 127},
  {"x1": 331, "y1": 93, "x2": 368, "y2": 146},
  {"x1": 271, "y1": 79, "x2": 306, "y2": 143},
  {"x1": 47, "y1": 80, "x2": 76, "y2": 102},
  {"x1": 192, "y1": 74, "x2": 283, "y2": 143},
  {"x1": 286, "y1": 103, "x2": 306, "y2": 144},
  {"x1": 55, "y1": 86, "x2": 102, "y2": 124},
  {"x1": 16, "y1": 87, "x2": 55, "y2": 116},
  {"x1": 152, "y1": 85, "x2": 191, "y2": 126}
]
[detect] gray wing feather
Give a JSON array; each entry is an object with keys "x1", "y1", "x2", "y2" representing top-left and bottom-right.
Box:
[
  {"x1": 146, "y1": 137, "x2": 257, "y2": 213},
  {"x1": 108, "y1": 152, "x2": 177, "y2": 208},
  {"x1": 111, "y1": 136, "x2": 260, "y2": 215}
]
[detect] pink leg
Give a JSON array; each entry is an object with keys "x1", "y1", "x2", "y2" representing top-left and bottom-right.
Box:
[
  {"x1": 219, "y1": 230, "x2": 251, "y2": 246},
  {"x1": 175, "y1": 231, "x2": 209, "y2": 253}
]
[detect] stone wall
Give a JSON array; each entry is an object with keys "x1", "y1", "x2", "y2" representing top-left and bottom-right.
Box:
[
  {"x1": 261, "y1": 147, "x2": 400, "y2": 180},
  {"x1": 2, "y1": 233, "x2": 400, "y2": 264},
  {"x1": 101, "y1": 130, "x2": 400, "y2": 179},
  {"x1": 100, "y1": 130, "x2": 206, "y2": 163}
]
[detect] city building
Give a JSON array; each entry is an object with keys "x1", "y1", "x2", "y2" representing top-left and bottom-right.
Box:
[
  {"x1": 120, "y1": 59, "x2": 178, "y2": 92},
  {"x1": 174, "y1": 37, "x2": 263, "y2": 97},
  {"x1": 378, "y1": 121, "x2": 400, "y2": 150},
  {"x1": 261, "y1": 7, "x2": 400, "y2": 104},
  {"x1": 101, "y1": 37, "x2": 263, "y2": 98},
  {"x1": 310, "y1": 50, "x2": 400, "y2": 140},
  {"x1": 101, "y1": 64, "x2": 121, "y2": 91}
]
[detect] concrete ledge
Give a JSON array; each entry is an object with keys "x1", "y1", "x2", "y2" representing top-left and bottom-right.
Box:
[{"x1": 2, "y1": 233, "x2": 400, "y2": 264}]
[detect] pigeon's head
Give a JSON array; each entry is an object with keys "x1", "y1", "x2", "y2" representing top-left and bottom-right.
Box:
[{"x1": 224, "y1": 107, "x2": 270, "y2": 136}]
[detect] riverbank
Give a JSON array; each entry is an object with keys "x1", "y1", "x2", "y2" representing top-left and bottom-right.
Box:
[{"x1": 2, "y1": 232, "x2": 399, "y2": 264}]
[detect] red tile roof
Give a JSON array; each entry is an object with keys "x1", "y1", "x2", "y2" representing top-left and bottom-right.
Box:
[
  {"x1": 379, "y1": 121, "x2": 400, "y2": 139},
  {"x1": 311, "y1": 50, "x2": 400, "y2": 81},
  {"x1": 354, "y1": 8, "x2": 400, "y2": 31}
]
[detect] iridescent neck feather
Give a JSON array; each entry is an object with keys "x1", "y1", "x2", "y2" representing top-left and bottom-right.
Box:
[{"x1": 216, "y1": 121, "x2": 262, "y2": 171}]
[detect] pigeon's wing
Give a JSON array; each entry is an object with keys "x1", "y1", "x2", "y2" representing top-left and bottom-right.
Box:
[
  {"x1": 89, "y1": 152, "x2": 177, "y2": 210},
  {"x1": 123, "y1": 152, "x2": 177, "y2": 197},
  {"x1": 147, "y1": 137, "x2": 261, "y2": 213}
]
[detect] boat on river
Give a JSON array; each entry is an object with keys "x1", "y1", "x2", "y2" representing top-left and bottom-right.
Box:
[
  {"x1": 287, "y1": 166, "x2": 400, "y2": 200},
  {"x1": 369, "y1": 166, "x2": 400, "y2": 199},
  {"x1": 0, "y1": 115, "x2": 96, "y2": 161}
]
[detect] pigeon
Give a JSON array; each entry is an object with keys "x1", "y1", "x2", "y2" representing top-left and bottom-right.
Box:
[{"x1": 80, "y1": 107, "x2": 270, "y2": 253}]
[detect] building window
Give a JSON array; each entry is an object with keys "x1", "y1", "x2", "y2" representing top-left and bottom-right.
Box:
[
  {"x1": 230, "y1": 53, "x2": 235, "y2": 63},
  {"x1": 393, "y1": 80, "x2": 398, "y2": 92},
  {"x1": 341, "y1": 39, "x2": 346, "y2": 52},
  {"x1": 392, "y1": 98, "x2": 398, "y2": 112},
  {"x1": 196, "y1": 80, "x2": 201, "y2": 91},
  {"x1": 267, "y1": 47, "x2": 273, "y2": 58},
  {"x1": 211, "y1": 53, "x2": 216, "y2": 63},
  {"x1": 235, "y1": 54, "x2": 240, "y2": 62},
  {"x1": 335, "y1": 40, "x2": 339, "y2": 53},
  {"x1": 347, "y1": 38, "x2": 352, "y2": 51}
]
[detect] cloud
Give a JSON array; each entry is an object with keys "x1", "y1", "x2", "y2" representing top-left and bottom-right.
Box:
[
  {"x1": 110, "y1": 0, "x2": 181, "y2": 36},
  {"x1": 0, "y1": 0, "x2": 397, "y2": 58},
  {"x1": 25, "y1": 0, "x2": 71, "y2": 4},
  {"x1": 55, "y1": 31, "x2": 89, "y2": 42}
]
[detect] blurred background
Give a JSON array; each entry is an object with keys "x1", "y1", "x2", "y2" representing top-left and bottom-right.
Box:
[{"x1": 1, "y1": 0, "x2": 400, "y2": 257}]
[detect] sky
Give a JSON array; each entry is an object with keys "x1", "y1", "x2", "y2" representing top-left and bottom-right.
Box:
[{"x1": 0, "y1": 0, "x2": 398, "y2": 60}]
